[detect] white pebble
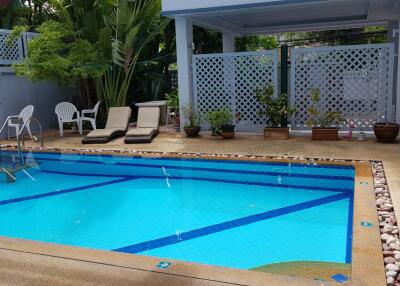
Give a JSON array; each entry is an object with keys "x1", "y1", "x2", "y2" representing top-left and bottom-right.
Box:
[{"x1": 386, "y1": 264, "x2": 400, "y2": 272}]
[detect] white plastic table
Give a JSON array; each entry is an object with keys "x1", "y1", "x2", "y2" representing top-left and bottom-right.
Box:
[{"x1": 135, "y1": 101, "x2": 169, "y2": 129}]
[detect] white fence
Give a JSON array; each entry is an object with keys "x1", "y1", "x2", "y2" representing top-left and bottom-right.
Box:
[
  {"x1": 290, "y1": 43, "x2": 395, "y2": 129},
  {"x1": 0, "y1": 29, "x2": 38, "y2": 65},
  {"x1": 0, "y1": 73, "x2": 72, "y2": 139},
  {"x1": 193, "y1": 51, "x2": 278, "y2": 131}
]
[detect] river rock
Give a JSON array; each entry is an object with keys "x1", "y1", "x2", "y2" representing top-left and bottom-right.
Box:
[
  {"x1": 385, "y1": 257, "x2": 397, "y2": 264},
  {"x1": 387, "y1": 270, "x2": 397, "y2": 278},
  {"x1": 382, "y1": 233, "x2": 392, "y2": 241},
  {"x1": 390, "y1": 243, "x2": 400, "y2": 251},
  {"x1": 386, "y1": 264, "x2": 400, "y2": 272}
]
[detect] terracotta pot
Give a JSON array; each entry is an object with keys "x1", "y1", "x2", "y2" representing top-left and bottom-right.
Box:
[
  {"x1": 312, "y1": 128, "x2": 339, "y2": 141},
  {"x1": 221, "y1": 124, "x2": 235, "y2": 139},
  {"x1": 373, "y1": 123, "x2": 400, "y2": 143},
  {"x1": 183, "y1": 126, "x2": 201, "y2": 138},
  {"x1": 264, "y1": 127, "x2": 289, "y2": 140}
]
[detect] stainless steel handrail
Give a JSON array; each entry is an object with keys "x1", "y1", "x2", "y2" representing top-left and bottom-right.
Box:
[
  {"x1": 0, "y1": 116, "x2": 43, "y2": 182},
  {"x1": 18, "y1": 116, "x2": 44, "y2": 148}
]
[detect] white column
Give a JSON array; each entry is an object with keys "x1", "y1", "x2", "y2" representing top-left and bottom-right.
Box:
[
  {"x1": 397, "y1": 19, "x2": 400, "y2": 123},
  {"x1": 223, "y1": 32, "x2": 235, "y2": 53},
  {"x1": 175, "y1": 17, "x2": 193, "y2": 128}
]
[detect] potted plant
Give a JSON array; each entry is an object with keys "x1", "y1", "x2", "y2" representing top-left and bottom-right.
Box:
[
  {"x1": 373, "y1": 121, "x2": 400, "y2": 143},
  {"x1": 207, "y1": 108, "x2": 239, "y2": 138},
  {"x1": 206, "y1": 109, "x2": 224, "y2": 136},
  {"x1": 166, "y1": 89, "x2": 180, "y2": 131},
  {"x1": 307, "y1": 88, "x2": 343, "y2": 141},
  {"x1": 256, "y1": 84, "x2": 296, "y2": 140},
  {"x1": 182, "y1": 106, "x2": 202, "y2": 138}
]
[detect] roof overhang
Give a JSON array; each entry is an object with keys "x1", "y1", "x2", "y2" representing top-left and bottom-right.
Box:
[{"x1": 162, "y1": 0, "x2": 400, "y2": 35}]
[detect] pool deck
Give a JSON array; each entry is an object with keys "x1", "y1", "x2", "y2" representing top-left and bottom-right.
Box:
[{"x1": 1, "y1": 128, "x2": 399, "y2": 286}]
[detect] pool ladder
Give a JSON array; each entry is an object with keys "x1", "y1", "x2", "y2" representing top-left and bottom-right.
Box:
[{"x1": 0, "y1": 116, "x2": 43, "y2": 183}]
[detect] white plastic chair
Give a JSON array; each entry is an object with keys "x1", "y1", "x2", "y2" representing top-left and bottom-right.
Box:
[
  {"x1": 7, "y1": 105, "x2": 35, "y2": 140},
  {"x1": 55, "y1": 102, "x2": 82, "y2": 137},
  {"x1": 80, "y1": 101, "x2": 101, "y2": 131}
]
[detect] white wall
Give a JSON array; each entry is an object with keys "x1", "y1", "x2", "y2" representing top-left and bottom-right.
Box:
[
  {"x1": 0, "y1": 72, "x2": 71, "y2": 139},
  {"x1": 162, "y1": 0, "x2": 280, "y2": 12}
]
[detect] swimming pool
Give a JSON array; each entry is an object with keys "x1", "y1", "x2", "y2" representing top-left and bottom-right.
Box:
[{"x1": 0, "y1": 151, "x2": 354, "y2": 270}]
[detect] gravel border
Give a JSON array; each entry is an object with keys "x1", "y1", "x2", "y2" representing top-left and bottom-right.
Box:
[{"x1": 373, "y1": 162, "x2": 400, "y2": 286}]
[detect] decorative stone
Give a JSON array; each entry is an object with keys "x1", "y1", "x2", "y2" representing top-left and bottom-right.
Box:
[
  {"x1": 387, "y1": 264, "x2": 400, "y2": 272},
  {"x1": 377, "y1": 198, "x2": 385, "y2": 205},
  {"x1": 390, "y1": 243, "x2": 400, "y2": 251},
  {"x1": 385, "y1": 257, "x2": 397, "y2": 264},
  {"x1": 382, "y1": 233, "x2": 392, "y2": 241},
  {"x1": 387, "y1": 270, "x2": 397, "y2": 278},
  {"x1": 384, "y1": 251, "x2": 395, "y2": 257}
]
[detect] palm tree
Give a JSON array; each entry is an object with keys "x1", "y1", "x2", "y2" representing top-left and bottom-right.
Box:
[{"x1": 101, "y1": 0, "x2": 169, "y2": 109}]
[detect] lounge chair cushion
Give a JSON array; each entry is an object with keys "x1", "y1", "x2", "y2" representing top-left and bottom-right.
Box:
[
  {"x1": 86, "y1": 128, "x2": 122, "y2": 138},
  {"x1": 137, "y1": 107, "x2": 161, "y2": 128},
  {"x1": 105, "y1": 107, "x2": 132, "y2": 129},
  {"x1": 126, "y1": 128, "x2": 156, "y2": 136},
  {"x1": 82, "y1": 107, "x2": 131, "y2": 144}
]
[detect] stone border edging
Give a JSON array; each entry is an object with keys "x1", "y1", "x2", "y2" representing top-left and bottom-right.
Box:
[{"x1": 373, "y1": 162, "x2": 400, "y2": 286}]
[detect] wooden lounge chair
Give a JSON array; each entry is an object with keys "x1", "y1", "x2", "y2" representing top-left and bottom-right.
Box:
[
  {"x1": 124, "y1": 107, "x2": 160, "y2": 144},
  {"x1": 82, "y1": 107, "x2": 131, "y2": 144}
]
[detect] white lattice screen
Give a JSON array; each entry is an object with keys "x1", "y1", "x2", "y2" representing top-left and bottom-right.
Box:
[
  {"x1": 193, "y1": 51, "x2": 278, "y2": 131},
  {"x1": 22, "y1": 32, "x2": 38, "y2": 57},
  {"x1": 291, "y1": 43, "x2": 395, "y2": 130},
  {"x1": 0, "y1": 29, "x2": 24, "y2": 65}
]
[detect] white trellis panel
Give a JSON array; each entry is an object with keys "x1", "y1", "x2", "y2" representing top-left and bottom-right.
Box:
[
  {"x1": 22, "y1": 32, "x2": 39, "y2": 57},
  {"x1": 193, "y1": 50, "x2": 278, "y2": 131},
  {"x1": 0, "y1": 29, "x2": 24, "y2": 65},
  {"x1": 290, "y1": 43, "x2": 395, "y2": 130}
]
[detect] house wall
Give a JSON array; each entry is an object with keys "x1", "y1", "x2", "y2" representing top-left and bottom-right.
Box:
[{"x1": 0, "y1": 70, "x2": 72, "y2": 139}]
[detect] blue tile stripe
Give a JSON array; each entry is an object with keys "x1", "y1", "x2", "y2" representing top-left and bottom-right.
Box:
[
  {"x1": 151, "y1": 175, "x2": 352, "y2": 193},
  {"x1": 346, "y1": 190, "x2": 355, "y2": 263},
  {"x1": 115, "y1": 162, "x2": 354, "y2": 182},
  {"x1": 41, "y1": 170, "x2": 129, "y2": 178},
  {"x1": 39, "y1": 170, "x2": 353, "y2": 193},
  {"x1": 29, "y1": 156, "x2": 354, "y2": 182},
  {"x1": 0, "y1": 177, "x2": 135, "y2": 206},
  {"x1": 113, "y1": 192, "x2": 349, "y2": 254}
]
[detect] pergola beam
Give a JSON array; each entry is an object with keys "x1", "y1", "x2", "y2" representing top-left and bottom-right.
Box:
[{"x1": 240, "y1": 19, "x2": 386, "y2": 35}]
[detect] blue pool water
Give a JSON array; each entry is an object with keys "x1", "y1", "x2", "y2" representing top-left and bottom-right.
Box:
[{"x1": 0, "y1": 151, "x2": 355, "y2": 269}]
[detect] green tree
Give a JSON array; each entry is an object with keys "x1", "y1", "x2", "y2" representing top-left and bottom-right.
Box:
[
  {"x1": 14, "y1": 21, "x2": 105, "y2": 84},
  {"x1": 0, "y1": 0, "x2": 63, "y2": 30},
  {"x1": 235, "y1": 35, "x2": 278, "y2": 52},
  {"x1": 100, "y1": 0, "x2": 169, "y2": 109}
]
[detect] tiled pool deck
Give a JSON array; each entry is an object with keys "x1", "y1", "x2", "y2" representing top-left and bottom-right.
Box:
[{"x1": 1, "y1": 129, "x2": 399, "y2": 285}]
